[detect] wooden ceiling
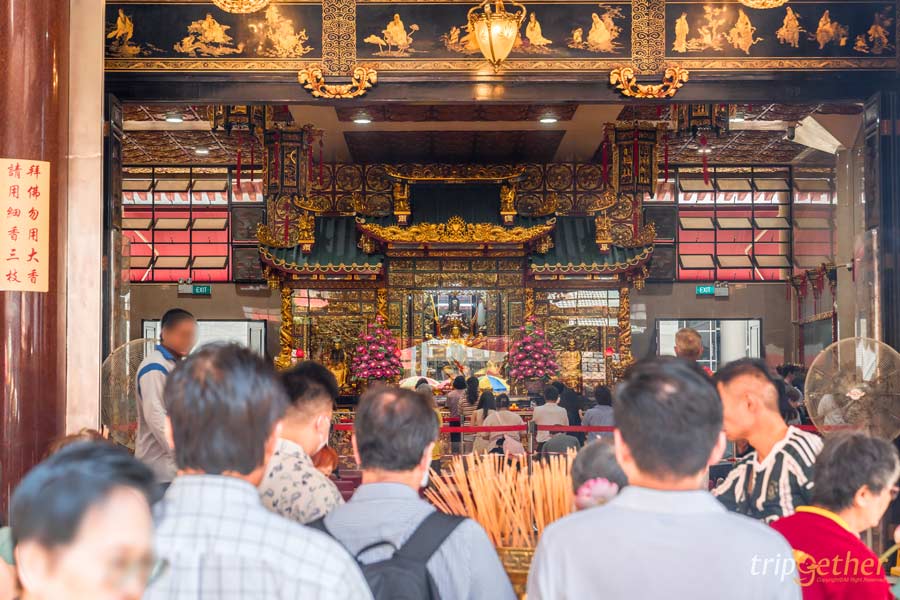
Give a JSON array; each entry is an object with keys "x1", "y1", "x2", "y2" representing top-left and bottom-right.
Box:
[
  {"x1": 122, "y1": 102, "x2": 858, "y2": 166},
  {"x1": 616, "y1": 103, "x2": 863, "y2": 123},
  {"x1": 344, "y1": 130, "x2": 566, "y2": 163},
  {"x1": 123, "y1": 129, "x2": 263, "y2": 165},
  {"x1": 334, "y1": 104, "x2": 578, "y2": 123}
]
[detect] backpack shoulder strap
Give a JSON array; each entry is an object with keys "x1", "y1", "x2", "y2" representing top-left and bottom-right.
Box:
[
  {"x1": 308, "y1": 516, "x2": 399, "y2": 562},
  {"x1": 395, "y1": 511, "x2": 465, "y2": 563}
]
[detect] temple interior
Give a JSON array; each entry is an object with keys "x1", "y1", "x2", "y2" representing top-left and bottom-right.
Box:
[
  {"x1": 116, "y1": 100, "x2": 861, "y2": 385},
  {"x1": 2, "y1": 1, "x2": 900, "y2": 595}
]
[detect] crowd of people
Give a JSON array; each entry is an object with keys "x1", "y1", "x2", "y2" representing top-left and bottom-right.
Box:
[{"x1": 1, "y1": 316, "x2": 898, "y2": 600}]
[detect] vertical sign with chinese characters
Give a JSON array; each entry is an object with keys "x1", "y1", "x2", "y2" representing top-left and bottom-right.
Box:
[{"x1": 0, "y1": 159, "x2": 50, "y2": 292}]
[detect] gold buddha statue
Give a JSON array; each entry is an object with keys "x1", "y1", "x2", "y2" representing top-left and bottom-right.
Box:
[
  {"x1": 324, "y1": 339, "x2": 349, "y2": 391},
  {"x1": 559, "y1": 338, "x2": 583, "y2": 392},
  {"x1": 448, "y1": 324, "x2": 464, "y2": 343}
]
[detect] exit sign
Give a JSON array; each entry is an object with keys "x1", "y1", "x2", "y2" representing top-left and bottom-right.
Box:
[
  {"x1": 178, "y1": 283, "x2": 211, "y2": 296},
  {"x1": 696, "y1": 285, "x2": 715, "y2": 296}
]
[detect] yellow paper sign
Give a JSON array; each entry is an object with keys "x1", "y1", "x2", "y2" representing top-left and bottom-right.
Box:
[{"x1": 0, "y1": 158, "x2": 50, "y2": 292}]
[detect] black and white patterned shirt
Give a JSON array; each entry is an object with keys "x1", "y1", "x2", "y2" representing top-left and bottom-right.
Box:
[
  {"x1": 146, "y1": 475, "x2": 372, "y2": 600},
  {"x1": 259, "y1": 438, "x2": 343, "y2": 524},
  {"x1": 713, "y1": 426, "x2": 824, "y2": 523}
]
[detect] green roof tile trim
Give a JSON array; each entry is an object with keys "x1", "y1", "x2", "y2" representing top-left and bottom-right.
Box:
[
  {"x1": 530, "y1": 216, "x2": 654, "y2": 274},
  {"x1": 260, "y1": 216, "x2": 384, "y2": 275}
]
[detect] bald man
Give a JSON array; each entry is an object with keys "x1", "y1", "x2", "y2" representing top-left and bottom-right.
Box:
[{"x1": 712, "y1": 359, "x2": 823, "y2": 523}]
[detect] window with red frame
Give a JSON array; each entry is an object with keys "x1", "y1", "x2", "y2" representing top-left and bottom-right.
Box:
[
  {"x1": 645, "y1": 166, "x2": 809, "y2": 283},
  {"x1": 122, "y1": 167, "x2": 264, "y2": 283}
]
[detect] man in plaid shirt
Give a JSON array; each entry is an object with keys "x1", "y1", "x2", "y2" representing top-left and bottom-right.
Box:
[{"x1": 144, "y1": 343, "x2": 371, "y2": 600}]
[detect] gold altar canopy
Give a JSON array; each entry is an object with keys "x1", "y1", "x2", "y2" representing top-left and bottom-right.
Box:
[{"x1": 243, "y1": 111, "x2": 657, "y2": 384}]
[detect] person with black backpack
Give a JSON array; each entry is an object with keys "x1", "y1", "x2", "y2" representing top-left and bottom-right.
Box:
[{"x1": 310, "y1": 385, "x2": 516, "y2": 600}]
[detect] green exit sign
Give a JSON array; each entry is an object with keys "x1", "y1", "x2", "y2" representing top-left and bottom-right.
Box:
[
  {"x1": 192, "y1": 284, "x2": 211, "y2": 296},
  {"x1": 695, "y1": 285, "x2": 715, "y2": 296}
]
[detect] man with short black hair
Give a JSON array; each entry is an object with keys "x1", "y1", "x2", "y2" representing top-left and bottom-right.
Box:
[
  {"x1": 259, "y1": 361, "x2": 343, "y2": 524},
  {"x1": 135, "y1": 308, "x2": 196, "y2": 486},
  {"x1": 528, "y1": 357, "x2": 799, "y2": 600},
  {"x1": 11, "y1": 443, "x2": 159, "y2": 600},
  {"x1": 713, "y1": 358, "x2": 823, "y2": 522},
  {"x1": 533, "y1": 385, "x2": 568, "y2": 447},
  {"x1": 146, "y1": 344, "x2": 370, "y2": 600},
  {"x1": 318, "y1": 386, "x2": 515, "y2": 600}
]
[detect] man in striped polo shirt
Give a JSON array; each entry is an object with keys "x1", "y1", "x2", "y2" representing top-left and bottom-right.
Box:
[{"x1": 713, "y1": 358, "x2": 824, "y2": 523}]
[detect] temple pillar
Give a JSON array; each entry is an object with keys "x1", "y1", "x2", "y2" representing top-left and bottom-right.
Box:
[
  {"x1": 66, "y1": 0, "x2": 104, "y2": 432},
  {"x1": 833, "y1": 137, "x2": 866, "y2": 341},
  {"x1": 720, "y1": 320, "x2": 749, "y2": 364},
  {"x1": 0, "y1": 0, "x2": 70, "y2": 514},
  {"x1": 866, "y1": 93, "x2": 900, "y2": 349}
]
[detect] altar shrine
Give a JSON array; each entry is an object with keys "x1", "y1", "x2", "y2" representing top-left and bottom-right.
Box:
[{"x1": 247, "y1": 108, "x2": 657, "y2": 391}]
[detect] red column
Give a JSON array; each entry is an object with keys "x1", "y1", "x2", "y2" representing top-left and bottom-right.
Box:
[{"x1": 0, "y1": 0, "x2": 69, "y2": 516}]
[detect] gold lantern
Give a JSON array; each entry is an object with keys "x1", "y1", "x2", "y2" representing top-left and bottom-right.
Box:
[
  {"x1": 739, "y1": 0, "x2": 789, "y2": 8},
  {"x1": 211, "y1": 0, "x2": 269, "y2": 14},
  {"x1": 467, "y1": 0, "x2": 527, "y2": 71},
  {"x1": 605, "y1": 121, "x2": 667, "y2": 199}
]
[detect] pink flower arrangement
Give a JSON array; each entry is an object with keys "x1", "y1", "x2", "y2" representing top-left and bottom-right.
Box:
[
  {"x1": 508, "y1": 316, "x2": 558, "y2": 383},
  {"x1": 350, "y1": 316, "x2": 403, "y2": 382},
  {"x1": 574, "y1": 478, "x2": 620, "y2": 510}
]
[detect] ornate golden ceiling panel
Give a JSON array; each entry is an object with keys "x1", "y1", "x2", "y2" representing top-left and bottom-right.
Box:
[
  {"x1": 384, "y1": 164, "x2": 526, "y2": 183},
  {"x1": 356, "y1": 215, "x2": 555, "y2": 245}
]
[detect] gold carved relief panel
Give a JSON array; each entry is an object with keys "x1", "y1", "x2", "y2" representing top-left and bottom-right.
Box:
[{"x1": 106, "y1": 1, "x2": 898, "y2": 73}]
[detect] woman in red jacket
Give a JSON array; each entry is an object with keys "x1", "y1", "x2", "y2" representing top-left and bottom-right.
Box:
[{"x1": 771, "y1": 431, "x2": 899, "y2": 599}]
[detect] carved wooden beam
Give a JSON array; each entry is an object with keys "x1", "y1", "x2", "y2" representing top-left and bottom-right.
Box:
[
  {"x1": 609, "y1": 66, "x2": 690, "y2": 99},
  {"x1": 298, "y1": 66, "x2": 378, "y2": 99}
]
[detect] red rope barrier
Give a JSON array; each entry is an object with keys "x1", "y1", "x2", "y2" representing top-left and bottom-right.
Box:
[
  {"x1": 440, "y1": 425, "x2": 528, "y2": 434},
  {"x1": 535, "y1": 425, "x2": 616, "y2": 433},
  {"x1": 333, "y1": 423, "x2": 527, "y2": 434},
  {"x1": 335, "y1": 423, "x2": 830, "y2": 434}
]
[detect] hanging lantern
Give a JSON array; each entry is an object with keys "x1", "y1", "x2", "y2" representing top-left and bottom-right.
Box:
[
  {"x1": 254, "y1": 118, "x2": 321, "y2": 253},
  {"x1": 467, "y1": 0, "x2": 527, "y2": 71},
  {"x1": 211, "y1": 0, "x2": 269, "y2": 14},
  {"x1": 208, "y1": 105, "x2": 265, "y2": 137},
  {"x1": 604, "y1": 121, "x2": 667, "y2": 198},
  {"x1": 672, "y1": 104, "x2": 732, "y2": 139},
  {"x1": 739, "y1": 0, "x2": 789, "y2": 8}
]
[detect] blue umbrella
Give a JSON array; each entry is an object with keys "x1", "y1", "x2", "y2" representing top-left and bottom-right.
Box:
[{"x1": 479, "y1": 375, "x2": 509, "y2": 393}]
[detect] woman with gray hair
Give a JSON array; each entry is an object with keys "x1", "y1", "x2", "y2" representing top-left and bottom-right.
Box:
[{"x1": 771, "y1": 432, "x2": 899, "y2": 598}]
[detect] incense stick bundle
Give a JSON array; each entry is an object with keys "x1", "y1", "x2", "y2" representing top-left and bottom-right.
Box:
[{"x1": 425, "y1": 452, "x2": 575, "y2": 549}]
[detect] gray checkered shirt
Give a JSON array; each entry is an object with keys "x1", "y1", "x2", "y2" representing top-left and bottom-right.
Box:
[{"x1": 145, "y1": 475, "x2": 372, "y2": 600}]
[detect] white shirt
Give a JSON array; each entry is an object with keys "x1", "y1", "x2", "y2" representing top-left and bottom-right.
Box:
[
  {"x1": 528, "y1": 486, "x2": 801, "y2": 600},
  {"x1": 532, "y1": 402, "x2": 569, "y2": 443}
]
